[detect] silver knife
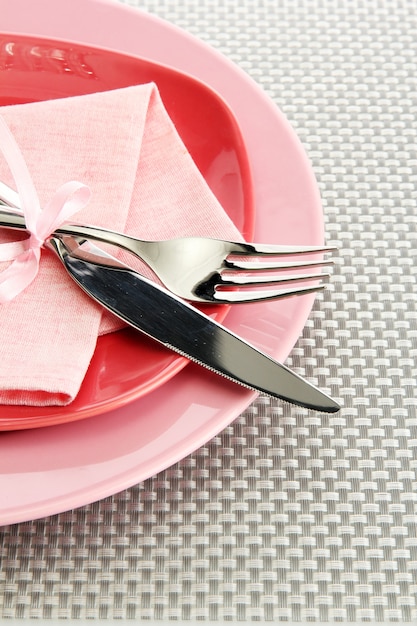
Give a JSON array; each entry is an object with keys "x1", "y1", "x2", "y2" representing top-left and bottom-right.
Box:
[{"x1": 46, "y1": 235, "x2": 340, "y2": 413}]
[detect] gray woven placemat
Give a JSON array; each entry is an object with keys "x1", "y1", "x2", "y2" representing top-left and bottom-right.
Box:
[{"x1": 0, "y1": 0, "x2": 416, "y2": 621}]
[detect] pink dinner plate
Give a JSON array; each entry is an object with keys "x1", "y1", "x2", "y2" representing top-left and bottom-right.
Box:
[
  {"x1": 0, "y1": 33, "x2": 254, "y2": 429},
  {"x1": 0, "y1": 0, "x2": 326, "y2": 525}
]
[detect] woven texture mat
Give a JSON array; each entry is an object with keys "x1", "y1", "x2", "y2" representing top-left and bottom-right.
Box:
[{"x1": 1, "y1": 0, "x2": 416, "y2": 621}]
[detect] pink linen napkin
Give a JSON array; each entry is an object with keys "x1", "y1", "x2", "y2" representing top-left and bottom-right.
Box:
[{"x1": 0, "y1": 84, "x2": 243, "y2": 406}]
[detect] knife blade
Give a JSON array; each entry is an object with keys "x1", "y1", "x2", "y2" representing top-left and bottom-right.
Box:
[{"x1": 48, "y1": 235, "x2": 340, "y2": 413}]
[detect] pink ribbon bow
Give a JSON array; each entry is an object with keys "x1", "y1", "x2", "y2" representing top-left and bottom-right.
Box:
[{"x1": 0, "y1": 115, "x2": 90, "y2": 303}]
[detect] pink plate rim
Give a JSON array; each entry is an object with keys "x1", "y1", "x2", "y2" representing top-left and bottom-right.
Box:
[{"x1": 0, "y1": 0, "x2": 326, "y2": 526}]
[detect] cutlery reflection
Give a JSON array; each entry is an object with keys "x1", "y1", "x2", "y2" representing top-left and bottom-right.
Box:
[
  {"x1": 45, "y1": 233, "x2": 340, "y2": 413},
  {"x1": 0, "y1": 180, "x2": 335, "y2": 305}
]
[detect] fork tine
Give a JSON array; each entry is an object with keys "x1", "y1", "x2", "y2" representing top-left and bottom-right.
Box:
[
  {"x1": 230, "y1": 242, "x2": 337, "y2": 256},
  {"x1": 218, "y1": 271, "x2": 330, "y2": 287},
  {"x1": 226, "y1": 258, "x2": 333, "y2": 271},
  {"x1": 211, "y1": 283, "x2": 326, "y2": 304}
]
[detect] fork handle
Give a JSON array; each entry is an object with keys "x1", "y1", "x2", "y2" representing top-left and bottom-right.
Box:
[
  {"x1": 0, "y1": 202, "x2": 156, "y2": 265},
  {"x1": 0, "y1": 179, "x2": 153, "y2": 254}
]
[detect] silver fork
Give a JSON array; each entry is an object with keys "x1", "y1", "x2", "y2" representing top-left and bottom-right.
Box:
[{"x1": 0, "y1": 181, "x2": 334, "y2": 305}]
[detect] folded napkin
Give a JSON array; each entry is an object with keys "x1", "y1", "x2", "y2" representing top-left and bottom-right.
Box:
[{"x1": 0, "y1": 84, "x2": 242, "y2": 406}]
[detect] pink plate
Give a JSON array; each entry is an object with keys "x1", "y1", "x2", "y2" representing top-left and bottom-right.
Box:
[
  {"x1": 0, "y1": 33, "x2": 254, "y2": 429},
  {"x1": 0, "y1": 0, "x2": 326, "y2": 525}
]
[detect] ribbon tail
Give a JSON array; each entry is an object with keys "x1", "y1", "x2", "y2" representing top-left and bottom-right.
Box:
[
  {"x1": 0, "y1": 249, "x2": 40, "y2": 304},
  {"x1": 0, "y1": 239, "x2": 31, "y2": 262}
]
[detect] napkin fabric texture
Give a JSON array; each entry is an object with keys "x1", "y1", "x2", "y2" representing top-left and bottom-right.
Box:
[{"x1": 0, "y1": 84, "x2": 242, "y2": 406}]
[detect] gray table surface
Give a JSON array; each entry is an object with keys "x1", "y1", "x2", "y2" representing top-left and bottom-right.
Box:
[{"x1": 0, "y1": 0, "x2": 416, "y2": 621}]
